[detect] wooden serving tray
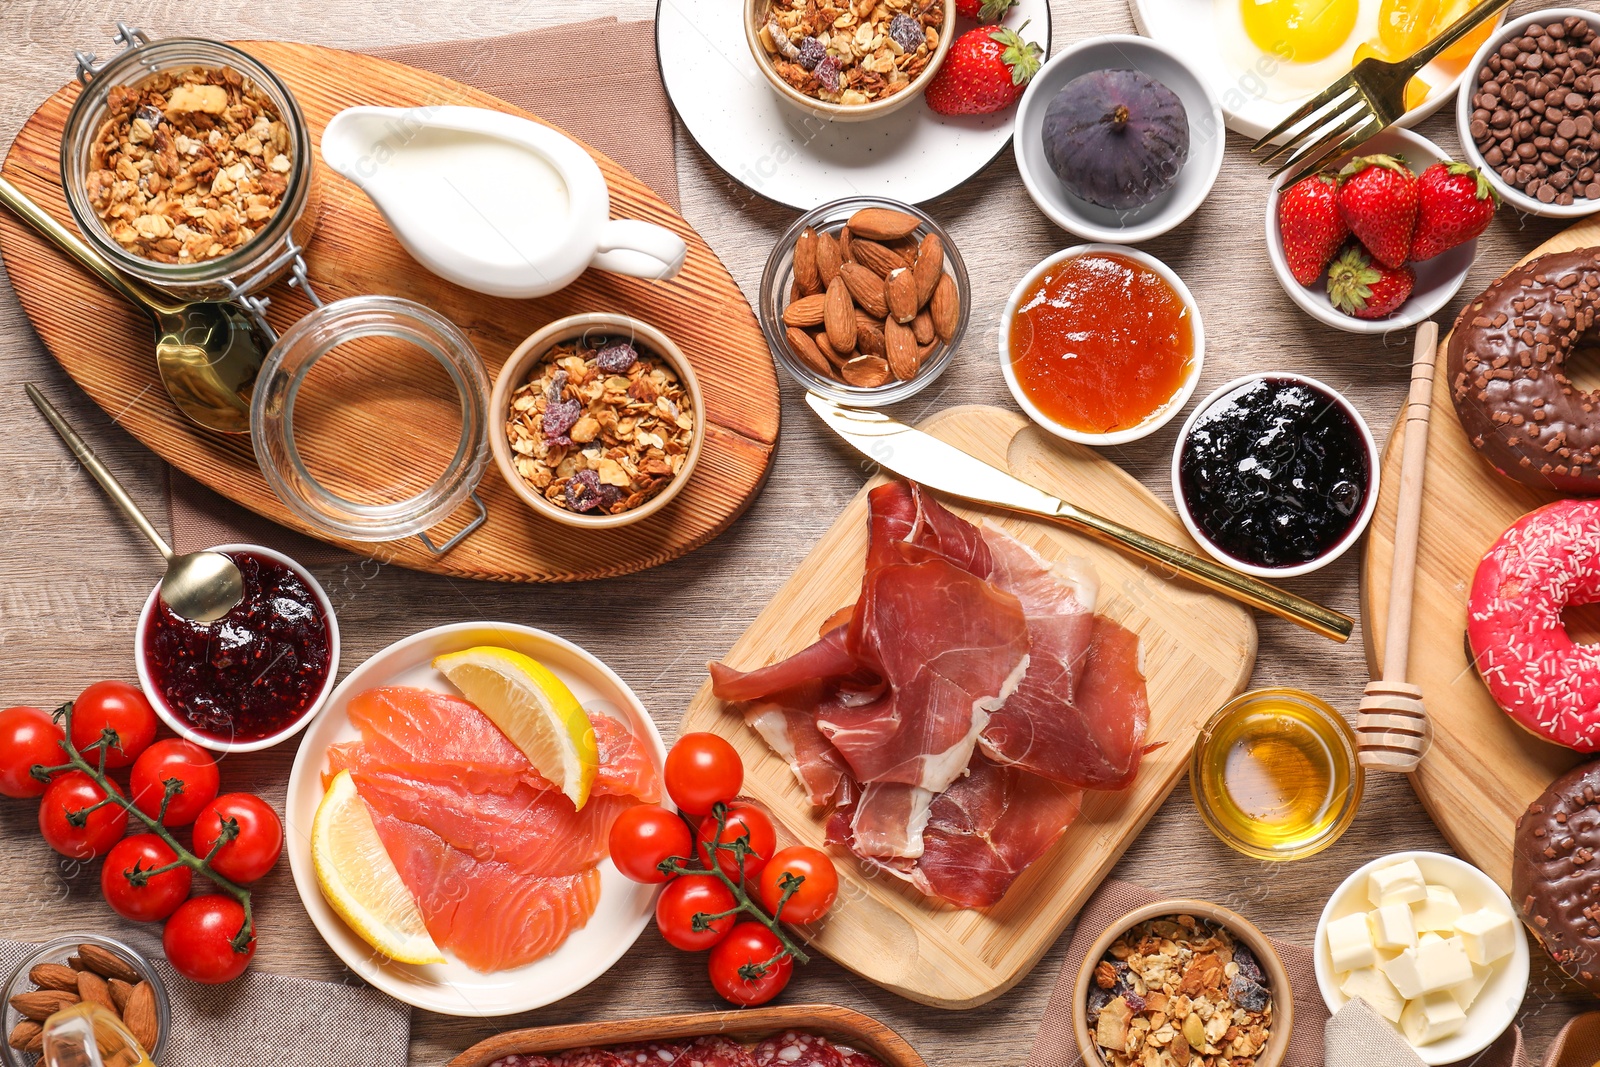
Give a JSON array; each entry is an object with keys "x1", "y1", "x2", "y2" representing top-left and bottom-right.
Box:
[
  {"x1": 449, "y1": 1005, "x2": 925, "y2": 1067},
  {"x1": 678, "y1": 405, "x2": 1259, "y2": 1009},
  {"x1": 0, "y1": 41, "x2": 779, "y2": 582},
  {"x1": 1362, "y1": 219, "x2": 1599, "y2": 890}
]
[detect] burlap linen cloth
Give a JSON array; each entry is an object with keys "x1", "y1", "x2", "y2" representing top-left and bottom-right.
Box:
[
  {"x1": 0, "y1": 937, "x2": 408, "y2": 1065},
  {"x1": 168, "y1": 16, "x2": 679, "y2": 559},
  {"x1": 1027, "y1": 880, "x2": 1600, "y2": 1067}
]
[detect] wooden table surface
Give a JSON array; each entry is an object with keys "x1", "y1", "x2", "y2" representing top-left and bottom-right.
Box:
[{"x1": 0, "y1": 1, "x2": 1592, "y2": 1063}]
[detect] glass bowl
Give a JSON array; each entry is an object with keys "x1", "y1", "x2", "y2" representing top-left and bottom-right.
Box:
[
  {"x1": 758, "y1": 196, "x2": 970, "y2": 407},
  {"x1": 250, "y1": 296, "x2": 491, "y2": 549},
  {"x1": 1190, "y1": 687, "x2": 1364, "y2": 862},
  {"x1": 1, "y1": 934, "x2": 170, "y2": 1067},
  {"x1": 59, "y1": 35, "x2": 317, "y2": 301}
]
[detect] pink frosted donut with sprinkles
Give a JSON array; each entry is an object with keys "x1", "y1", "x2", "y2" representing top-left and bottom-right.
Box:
[{"x1": 1468, "y1": 498, "x2": 1600, "y2": 752}]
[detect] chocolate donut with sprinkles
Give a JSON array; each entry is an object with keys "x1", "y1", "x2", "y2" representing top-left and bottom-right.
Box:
[
  {"x1": 1448, "y1": 248, "x2": 1600, "y2": 494},
  {"x1": 1468, "y1": 499, "x2": 1600, "y2": 751}
]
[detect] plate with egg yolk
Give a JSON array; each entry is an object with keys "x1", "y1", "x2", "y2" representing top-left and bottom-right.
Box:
[{"x1": 1130, "y1": 0, "x2": 1504, "y2": 138}]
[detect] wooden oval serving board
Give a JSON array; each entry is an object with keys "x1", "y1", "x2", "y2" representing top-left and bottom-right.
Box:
[
  {"x1": 0, "y1": 41, "x2": 778, "y2": 582},
  {"x1": 1362, "y1": 218, "x2": 1600, "y2": 891},
  {"x1": 679, "y1": 405, "x2": 1259, "y2": 1010}
]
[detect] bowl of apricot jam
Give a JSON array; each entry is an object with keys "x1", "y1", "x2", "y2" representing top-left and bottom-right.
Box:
[
  {"x1": 999, "y1": 245, "x2": 1203, "y2": 446},
  {"x1": 135, "y1": 543, "x2": 339, "y2": 753}
]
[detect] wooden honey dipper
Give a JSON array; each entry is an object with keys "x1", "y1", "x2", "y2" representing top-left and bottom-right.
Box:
[{"x1": 1358, "y1": 320, "x2": 1439, "y2": 771}]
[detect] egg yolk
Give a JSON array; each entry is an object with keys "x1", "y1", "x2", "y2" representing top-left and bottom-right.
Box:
[
  {"x1": 1240, "y1": 0, "x2": 1360, "y2": 63},
  {"x1": 1377, "y1": 0, "x2": 1439, "y2": 54}
]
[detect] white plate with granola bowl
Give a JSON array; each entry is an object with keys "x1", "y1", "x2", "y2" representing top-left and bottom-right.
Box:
[
  {"x1": 656, "y1": 0, "x2": 1052, "y2": 209},
  {"x1": 285, "y1": 622, "x2": 667, "y2": 1017}
]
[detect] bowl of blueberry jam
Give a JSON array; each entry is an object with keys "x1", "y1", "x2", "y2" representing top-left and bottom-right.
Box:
[
  {"x1": 135, "y1": 544, "x2": 339, "y2": 752},
  {"x1": 1171, "y1": 373, "x2": 1379, "y2": 579}
]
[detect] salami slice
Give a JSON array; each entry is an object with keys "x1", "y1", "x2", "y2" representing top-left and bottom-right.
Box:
[
  {"x1": 608, "y1": 1043, "x2": 688, "y2": 1067},
  {"x1": 488, "y1": 1056, "x2": 554, "y2": 1067},
  {"x1": 833, "y1": 1047, "x2": 887, "y2": 1067},
  {"x1": 752, "y1": 1032, "x2": 844, "y2": 1067},
  {"x1": 553, "y1": 1049, "x2": 627, "y2": 1067},
  {"x1": 681, "y1": 1036, "x2": 757, "y2": 1067}
]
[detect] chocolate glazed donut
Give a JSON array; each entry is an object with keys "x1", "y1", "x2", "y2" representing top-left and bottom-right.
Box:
[
  {"x1": 1512, "y1": 759, "x2": 1600, "y2": 996},
  {"x1": 1448, "y1": 248, "x2": 1600, "y2": 494}
]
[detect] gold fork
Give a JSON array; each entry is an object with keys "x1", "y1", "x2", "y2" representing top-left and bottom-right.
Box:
[{"x1": 1251, "y1": 0, "x2": 1515, "y2": 187}]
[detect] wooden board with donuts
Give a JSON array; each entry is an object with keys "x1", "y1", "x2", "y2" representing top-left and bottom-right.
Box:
[{"x1": 1364, "y1": 218, "x2": 1600, "y2": 1002}]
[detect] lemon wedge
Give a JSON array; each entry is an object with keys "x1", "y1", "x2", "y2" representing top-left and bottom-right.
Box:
[
  {"x1": 432, "y1": 646, "x2": 598, "y2": 809},
  {"x1": 312, "y1": 771, "x2": 444, "y2": 965}
]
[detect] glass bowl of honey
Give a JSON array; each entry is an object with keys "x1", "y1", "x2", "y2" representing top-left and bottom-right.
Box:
[{"x1": 1190, "y1": 687, "x2": 1363, "y2": 861}]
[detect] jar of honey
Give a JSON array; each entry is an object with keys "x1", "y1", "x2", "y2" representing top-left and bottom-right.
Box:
[{"x1": 1190, "y1": 687, "x2": 1364, "y2": 861}]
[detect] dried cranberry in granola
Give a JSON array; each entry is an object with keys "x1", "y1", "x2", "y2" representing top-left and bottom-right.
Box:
[{"x1": 757, "y1": 0, "x2": 944, "y2": 107}]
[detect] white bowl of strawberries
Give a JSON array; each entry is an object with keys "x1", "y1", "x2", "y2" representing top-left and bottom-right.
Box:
[{"x1": 1266, "y1": 127, "x2": 1492, "y2": 335}]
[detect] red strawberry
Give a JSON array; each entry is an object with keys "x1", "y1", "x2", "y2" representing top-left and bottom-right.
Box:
[
  {"x1": 1326, "y1": 245, "x2": 1415, "y2": 319},
  {"x1": 925, "y1": 22, "x2": 1042, "y2": 116},
  {"x1": 1335, "y1": 154, "x2": 1419, "y2": 269},
  {"x1": 955, "y1": 0, "x2": 1018, "y2": 20},
  {"x1": 1409, "y1": 161, "x2": 1499, "y2": 261},
  {"x1": 1277, "y1": 173, "x2": 1349, "y2": 286}
]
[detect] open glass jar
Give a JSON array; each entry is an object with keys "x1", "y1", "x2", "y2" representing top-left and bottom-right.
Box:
[{"x1": 59, "y1": 28, "x2": 317, "y2": 303}]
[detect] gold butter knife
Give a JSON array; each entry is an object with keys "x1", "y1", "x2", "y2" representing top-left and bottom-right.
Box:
[{"x1": 807, "y1": 394, "x2": 1354, "y2": 643}]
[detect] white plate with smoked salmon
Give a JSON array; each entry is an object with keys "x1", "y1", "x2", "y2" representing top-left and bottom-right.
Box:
[{"x1": 285, "y1": 622, "x2": 667, "y2": 1017}]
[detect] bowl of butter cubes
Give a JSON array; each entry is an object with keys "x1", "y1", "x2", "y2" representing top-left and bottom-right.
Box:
[{"x1": 1313, "y1": 850, "x2": 1530, "y2": 1064}]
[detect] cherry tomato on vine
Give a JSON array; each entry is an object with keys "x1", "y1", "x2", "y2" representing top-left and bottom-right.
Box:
[
  {"x1": 707, "y1": 922, "x2": 792, "y2": 1005},
  {"x1": 101, "y1": 833, "x2": 192, "y2": 922},
  {"x1": 130, "y1": 739, "x2": 219, "y2": 827},
  {"x1": 0, "y1": 706, "x2": 65, "y2": 798},
  {"x1": 38, "y1": 771, "x2": 128, "y2": 859},
  {"x1": 609, "y1": 804, "x2": 693, "y2": 884},
  {"x1": 655, "y1": 873, "x2": 737, "y2": 951},
  {"x1": 163, "y1": 895, "x2": 255, "y2": 983},
  {"x1": 192, "y1": 793, "x2": 282, "y2": 883},
  {"x1": 697, "y1": 802, "x2": 775, "y2": 882},
  {"x1": 69, "y1": 682, "x2": 156, "y2": 769},
  {"x1": 663, "y1": 733, "x2": 742, "y2": 816},
  {"x1": 757, "y1": 846, "x2": 838, "y2": 923}
]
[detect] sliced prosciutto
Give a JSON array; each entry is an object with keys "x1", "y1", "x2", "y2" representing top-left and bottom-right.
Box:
[{"x1": 742, "y1": 679, "x2": 857, "y2": 809}]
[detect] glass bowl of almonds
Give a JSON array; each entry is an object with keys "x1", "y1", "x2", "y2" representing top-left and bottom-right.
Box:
[
  {"x1": 2, "y1": 935, "x2": 169, "y2": 1066},
  {"x1": 490, "y1": 313, "x2": 705, "y2": 529},
  {"x1": 760, "y1": 197, "x2": 969, "y2": 407}
]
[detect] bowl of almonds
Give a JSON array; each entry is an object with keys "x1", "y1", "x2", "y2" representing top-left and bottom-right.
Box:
[
  {"x1": 3, "y1": 936, "x2": 168, "y2": 1064},
  {"x1": 760, "y1": 197, "x2": 969, "y2": 406}
]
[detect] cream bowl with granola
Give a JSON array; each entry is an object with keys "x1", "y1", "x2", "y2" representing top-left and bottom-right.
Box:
[
  {"x1": 745, "y1": 0, "x2": 955, "y2": 121},
  {"x1": 490, "y1": 314, "x2": 704, "y2": 530}
]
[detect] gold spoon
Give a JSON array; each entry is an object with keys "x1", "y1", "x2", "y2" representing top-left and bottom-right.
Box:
[
  {"x1": 0, "y1": 176, "x2": 266, "y2": 435},
  {"x1": 25, "y1": 383, "x2": 245, "y2": 623}
]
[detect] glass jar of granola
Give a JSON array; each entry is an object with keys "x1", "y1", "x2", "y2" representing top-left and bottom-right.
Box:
[{"x1": 59, "y1": 30, "x2": 317, "y2": 302}]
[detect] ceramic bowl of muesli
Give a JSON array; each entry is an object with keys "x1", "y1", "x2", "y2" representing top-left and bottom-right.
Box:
[
  {"x1": 1074, "y1": 900, "x2": 1292, "y2": 1067},
  {"x1": 745, "y1": 0, "x2": 955, "y2": 122},
  {"x1": 490, "y1": 313, "x2": 704, "y2": 530}
]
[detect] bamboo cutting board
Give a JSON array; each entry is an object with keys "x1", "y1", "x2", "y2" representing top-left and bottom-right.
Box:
[
  {"x1": 0, "y1": 41, "x2": 778, "y2": 582},
  {"x1": 679, "y1": 405, "x2": 1258, "y2": 1010},
  {"x1": 1361, "y1": 218, "x2": 1600, "y2": 891}
]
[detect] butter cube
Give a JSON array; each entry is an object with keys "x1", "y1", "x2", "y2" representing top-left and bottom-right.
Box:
[
  {"x1": 1369, "y1": 902, "x2": 1417, "y2": 950},
  {"x1": 1401, "y1": 990, "x2": 1468, "y2": 1046},
  {"x1": 1328, "y1": 910, "x2": 1380, "y2": 972},
  {"x1": 1450, "y1": 963, "x2": 1492, "y2": 1011},
  {"x1": 1368, "y1": 860, "x2": 1428, "y2": 907},
  {"x1": 1339, "y1": 965, "x2": 1407, "y2": 1023},
  {"x1": 1455, "y1": 908, "x2": 1517, "y2": 965},
  {"x1": 1414, "y1": 884, "x2": 1463, "y2": 932},
  {"x1": 1381, "y1": 934, "x2": 1474, "y2": 998}
]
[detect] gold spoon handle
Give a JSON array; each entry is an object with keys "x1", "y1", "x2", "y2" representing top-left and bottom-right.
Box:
[
  {"x1": 1052, "y1": 503, "x2": 1355, "y2": 643},
  {"x1": 26, "y1": 383, "x2": 175, "y2": 561}
]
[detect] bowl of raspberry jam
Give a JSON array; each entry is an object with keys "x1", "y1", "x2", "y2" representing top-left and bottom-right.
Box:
[{"x1": 135, "y1": 543, "x2": 339, "y2": 752}]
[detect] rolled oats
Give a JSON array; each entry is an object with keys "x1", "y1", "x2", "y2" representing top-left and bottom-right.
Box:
[
  {"x1": 757, "y1": 0, "x2": 944, "y2": 105},
  {"x1": 1086, "y1": 915, "x2": 1274, "y2": 1067},
  {"x1": 506, "y1": 337, "x2": 695, "y2": 516},
  {"x1": 86, "y1": 65, "x2": 292, "y2": 264}
]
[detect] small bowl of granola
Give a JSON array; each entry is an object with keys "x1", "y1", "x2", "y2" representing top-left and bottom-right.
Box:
[
  {"x1": 491, "y1": 313, "x2": 704, "y2": 529},
  {"x1": 1074, "y1": 900, "x2": 1292, "y2": 1067},
  {"x1": 745, "y1": 0, "x2": 955, "y2": 122}
]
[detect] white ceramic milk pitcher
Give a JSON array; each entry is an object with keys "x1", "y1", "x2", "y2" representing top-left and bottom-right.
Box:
[{"x1": 321, "y1": 106, "x2": 687, "y2": 299}]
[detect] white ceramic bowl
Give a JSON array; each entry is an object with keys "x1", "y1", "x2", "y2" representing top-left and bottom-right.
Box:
[
  {"x1": 284, "y1": 621, "x2": 666, "y2": 1017},
  {"x1": 1265, "y1": 127, "x2": 1476, "y2": 335},
  {"x1": 999, "y1": 243, "x2": 1204, "y2": 446},
  {"x1": 1457, "y1": 7, "x2": 1600, "y2": 218},
  {"x1": 134, "y1": 543, "x2": 339, "y2": 754},
  {"x1": 1171, "y1": 372, "x2": 1379, "y2": 578},
  {"x1": 1015, "y1": 35, "x2": 1225, "y2": 243},
  {"x1": 1314, "y1": 850, "x2": 1530, "y2": 1066}
]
